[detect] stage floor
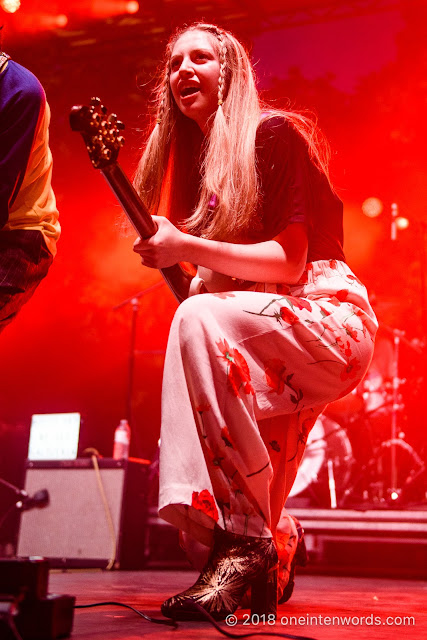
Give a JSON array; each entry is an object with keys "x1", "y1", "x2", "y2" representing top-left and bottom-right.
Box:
[{"x1": 49, "y1": 569, "x2": 426, "y2": 640}]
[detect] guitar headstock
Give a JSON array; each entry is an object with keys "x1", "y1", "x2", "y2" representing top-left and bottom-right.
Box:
[{"x1": 69, "y1": 97, "x2": 125, "y2": 169}]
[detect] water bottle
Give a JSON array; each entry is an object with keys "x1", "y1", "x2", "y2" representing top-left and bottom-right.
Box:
[{"x1": 113, "y1": 419, "x2": 131, "y2": 460}]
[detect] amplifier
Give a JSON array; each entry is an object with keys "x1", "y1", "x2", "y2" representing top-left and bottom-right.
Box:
[{"x1": 16, "y1": 458, "x2": 150, "y2": 569}]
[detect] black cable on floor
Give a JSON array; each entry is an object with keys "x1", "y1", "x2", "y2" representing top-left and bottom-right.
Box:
[
  {"x1": 177, "y1": 601, "x2": 318, "y2": 640},
  {"x1": 74, "y1": 601, "x2": 177, "y2": 627},
  {"x1": 74, "y1": 600, "x2": 318, "y2": 640}
]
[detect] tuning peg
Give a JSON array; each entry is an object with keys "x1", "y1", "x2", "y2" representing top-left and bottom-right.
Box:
[
  {"x1": 116, "y1": 121, "x2": 125, "y2": 130},
  {"x1": 117, "y1": 136, "x2": 125, "y2": 147},
  {"x1": 108, "y1": 113, "x2": 117, "y2": 123},
  {"x1": 90, "y1": 97, "x2": 102, "y2": 106}
]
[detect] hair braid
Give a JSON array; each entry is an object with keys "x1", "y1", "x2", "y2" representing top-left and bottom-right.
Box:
[
  {"x1": 156, "y1": 66, "x2": 170, "y2": 125},
  {"x1": 215, "y1": 29, "x2": 227, "y2": 106}
]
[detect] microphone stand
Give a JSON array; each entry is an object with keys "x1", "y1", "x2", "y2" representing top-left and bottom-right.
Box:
[
  {"x1": 388, "y1": 206, "x2": 426, "y2": 499},
  {"x1": 381, "y1": 323, "x2": 425, "y2": 503},
  {"x1": 390, "y1": 207, "x2": 426, "y2": 340},
  {"x1": 390, "y1": 328, "x2": 403, "y2": 497},
  {"x1": 113, "y1": 280, "x2": 165, "y2": 456},
  {"x1": 0, "y1": 476, "x2": 49, "y2": 536},
  {"x1": 0, "y1": 476, "x2": 29, "y2": 509}
]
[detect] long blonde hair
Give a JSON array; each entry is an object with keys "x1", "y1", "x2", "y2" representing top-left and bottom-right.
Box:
[{"x1": 134, "y1": 23, "x2": 332, "y2": 241}]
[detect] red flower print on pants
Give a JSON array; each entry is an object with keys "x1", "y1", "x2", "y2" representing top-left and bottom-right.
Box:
[
  {"x1": 298, "y1": 262, "x2": 313, "y2": 284},
  {"x1": 319, "y1": 304, "x2": 332, "y2": 317},
  {"x1": 343, "y1": 323, "x2": 360, "y2": 342},
  {"x1": 216, "y1": 339, "x2": 255, "y2": 397},
  {"x1": 264, "y1": 358, "x2": 287, "y2": 394},
  {"x1": 336, "y1": 336, "x2": 352, "y2": 358},
  {"x1": 328, "y1": 289, "x2": 349, "y2": 306},
  {"x1": 336, "y1": 289, "x2": 349, "y2": 301},
  {"x1": 191, "y1": 489, "x2": 219, "y2": 522},
  {"x1": 340, "y1": 357, "x2": 362, "y2": 382},
  {"x1": 205, "y1": 446, "x2": 225, "y2": 470},
  {"x1": 355, "y1": 309, "x2": 373, "y2": 337},
  {"x1": 221, "y1": 426, "x2": 235, "y2": 449},
  {"x1": 264, "y1": 359, "x2": 304, "y2": 408},
  {"x1": 347, "y1": 273, "x2": 363, "y2": 286},
  {"x1": 195, "y1": 399, "x2": 211, "y2": 439},
  {"x1": 196, "y1": 401, "x2": 211, "y2": 413},
  {"x1": 280, "y1": 307, "x2": 300, "y2": 325},
  {"x1": 212, "y1": 291, "x2": 236, "y2": 299},
  {"x1": 286, "y1": 296, "x2": 312, "y2": 312}
]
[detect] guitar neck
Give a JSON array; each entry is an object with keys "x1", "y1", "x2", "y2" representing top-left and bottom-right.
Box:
[
  {"x1": 102, "y1": 164, "x2": 156, "y2": 239},
  {"x1": 101, "y1": 163, "x2": 190, "y2": 304}
]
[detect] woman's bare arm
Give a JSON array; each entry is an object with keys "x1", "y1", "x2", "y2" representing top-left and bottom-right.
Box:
[{"x1": 133, "y1": 216, "x2": 308, "y2": 284}]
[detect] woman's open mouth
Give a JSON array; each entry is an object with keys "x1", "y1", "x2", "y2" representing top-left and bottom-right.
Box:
[{"x1": 180, "y1": 86, "x2": 200, "y2": 100}]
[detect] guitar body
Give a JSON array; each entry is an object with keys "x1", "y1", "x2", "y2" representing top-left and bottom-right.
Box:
[{"x1": 69, "y1": 99, "x2": 191, "y2": 303}]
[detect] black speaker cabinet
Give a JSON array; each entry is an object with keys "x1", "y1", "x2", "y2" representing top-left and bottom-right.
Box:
[{"x1": 17, "y1": 458, "x2": 150, "y2": 569}]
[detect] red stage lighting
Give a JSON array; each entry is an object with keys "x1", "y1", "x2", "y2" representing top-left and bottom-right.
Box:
[
  {"x1": 38, "y1": 13, "x2": 68, "y2": 29},
  {"x1": 83, "y1": 0, "x2": 140, "y2": 19},
  {"x1": 362, "y1": 197, "x2": 383, "y2": 218},
  {"x1": 125, "y1": 1, "x2": 139, "y2": 14},
  {"x1": 55, "y1": 14, "x2": 68, "y2": 28},
  {"x1": 396, "y1": 217, "x2": 409, "y2": 231},
  {"x1": 1, "y1": 0, "x2": 21, "y2": 13},
  {"x1": 14, "y1": 13, "x2": 69, "y2": 32}
]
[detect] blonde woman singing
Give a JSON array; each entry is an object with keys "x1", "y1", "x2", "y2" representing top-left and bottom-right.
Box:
[{"x1": 133, "y1": 23, "x2": 377, "y2": 621}]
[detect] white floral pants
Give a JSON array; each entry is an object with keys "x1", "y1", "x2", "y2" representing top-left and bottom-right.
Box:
[{"x1": 159, "y1": 260, "x2": 377, "y2": 548}]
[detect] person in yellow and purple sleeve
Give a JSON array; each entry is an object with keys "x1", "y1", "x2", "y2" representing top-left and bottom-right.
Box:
[{"x1": 0, "y1": 33, "x2": 60, "y2": 334}]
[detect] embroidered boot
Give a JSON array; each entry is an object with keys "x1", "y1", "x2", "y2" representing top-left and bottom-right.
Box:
[{"x1": 161, "y1": 525, "x2": 278, "y2": 621}]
